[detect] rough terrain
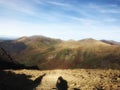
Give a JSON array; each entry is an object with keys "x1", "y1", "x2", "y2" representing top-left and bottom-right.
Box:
[{"x1": 3, "y1": 69, "x2": 120, "y2": 90}]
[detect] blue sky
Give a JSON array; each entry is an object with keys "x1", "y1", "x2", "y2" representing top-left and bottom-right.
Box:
[{"x1": 0, "y1": 0, "x2": 120, "y2": 41}]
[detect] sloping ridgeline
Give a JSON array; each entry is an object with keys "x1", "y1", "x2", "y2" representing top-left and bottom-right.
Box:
[{"x1": 0, "y1": 36, "x2": 120, "y2": 70}]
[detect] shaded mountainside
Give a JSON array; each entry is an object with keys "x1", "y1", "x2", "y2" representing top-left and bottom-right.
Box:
[
  {"x1": 101, "y1": 40, "x2": 120, "y2": 45},
  {"x1": 0, "y1": 36, "x2": 120, "y2": 70},
  {"x1": 0, "y1": 48, "x2": 38, "y2": 69}
]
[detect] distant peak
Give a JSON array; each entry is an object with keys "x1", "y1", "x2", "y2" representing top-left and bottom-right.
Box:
[
  {"x1": 78, "y1": 38, "x2": 111, "y2": 46},
  {"x1": 80, "y1": 38, "x2": 97, "y2": 42},
  {"x1": 30, "y1": 35, "x2": 46, "y2": 38},
  {"x1": 17, "y1": 36, "x2": 28, "y2": 42}
]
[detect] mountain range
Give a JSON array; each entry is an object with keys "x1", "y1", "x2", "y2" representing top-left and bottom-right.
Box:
[{"x1": 0, "y1": 35, "x2": 120, "y2": 70}]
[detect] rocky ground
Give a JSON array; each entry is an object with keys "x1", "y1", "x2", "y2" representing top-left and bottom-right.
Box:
[{"x1": 3, "y1": 69, "x2": 120, "y2": 90}]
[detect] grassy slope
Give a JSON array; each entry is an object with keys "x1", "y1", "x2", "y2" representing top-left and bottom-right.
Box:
[
  {"x1": 40, "y1": 39, "x2": 120, "y2": 69},
  {"x1": 0, "y1": 36, "x2": 120, "y2": 69}
]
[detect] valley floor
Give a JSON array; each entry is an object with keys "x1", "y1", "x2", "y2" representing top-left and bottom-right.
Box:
[{"x1": 3, "y1": 69, "x2": 120, "y2": 90}]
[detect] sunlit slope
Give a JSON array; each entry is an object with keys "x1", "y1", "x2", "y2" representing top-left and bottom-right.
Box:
[
  {"x1": 4, "y1": 69, "x2": 120, "y2": 90},
  {"x1": 0, "y1": 36, "x2": 120, "y2": 69},
  {"x1": 37, "y1": 38, "x2": 120, "y2": 69}
]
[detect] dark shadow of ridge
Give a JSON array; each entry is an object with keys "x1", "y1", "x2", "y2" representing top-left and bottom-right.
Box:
[
  {"x1": 0, "y1": 47, "x2": 39, "y2": 70},
  {"x1": 0, "y1": 70, "x2": 46, "y2": 90},
  {"x1": 0, "y1": 40, "x2": 27, "y2": 53}
]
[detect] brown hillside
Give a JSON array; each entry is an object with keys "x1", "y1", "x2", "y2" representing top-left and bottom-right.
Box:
[{"x1": 0, "y1": 36, "x2": 120, "y2": 70}]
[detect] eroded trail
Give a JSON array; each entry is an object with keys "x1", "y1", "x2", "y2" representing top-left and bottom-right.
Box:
[{"x1": 5, "y1": 69, "x2": 120, "y2": 90}]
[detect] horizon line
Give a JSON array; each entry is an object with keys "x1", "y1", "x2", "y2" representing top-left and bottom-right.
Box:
[{"x1": 0, "y1": 35, "x2": 120, "y2": 42}]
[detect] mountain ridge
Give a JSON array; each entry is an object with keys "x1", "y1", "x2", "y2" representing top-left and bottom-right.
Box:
[{"x1": 0, "y1": 35, "x2": 120, "y2": 70}]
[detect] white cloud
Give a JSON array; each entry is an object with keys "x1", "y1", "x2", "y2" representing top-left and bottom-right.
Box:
[
  {"x1": 0, "y1": 0, "x2": 36, "y2": 15},
  {"x1": 88, "y1": 3, "x2": 120, "y2": 14},
  {"x1": 0, "y1": 0, "x2": 120, "y2": 41},
  {"x1": 32, "y1": 0, "x2": 71, "y2": 7},
  {"x1": 32, "y1": 0, "x2": 44, "y2": 5},
  {"x1": 46, "y1": 1, "x2": 70, "y2": 7}
]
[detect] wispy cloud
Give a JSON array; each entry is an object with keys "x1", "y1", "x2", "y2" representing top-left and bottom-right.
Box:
[
  {"x1": 87, "y1": 3, "x2": 120, "y2": 14},
  {"x1": 0, "y1": 0, "x2": 93, "y2": 23},
  {"x1": 0, "y1": 0, "x2": 36, "y2": 15},
  {"x1": 0, "y1": 0, "x2": 119, "y2": 24},
  {"x1": 32, "y1": 0, "x2": 71, "y2": 7},
  {"x1": 46, "y1": 1, "x2": 70, "y2": 7},
  {"x1": 32, "y1": 0, "x2": 44, "y2": 5},
  {"x1": 0, "y1": 0, "x2": 120, "y2": 41}
]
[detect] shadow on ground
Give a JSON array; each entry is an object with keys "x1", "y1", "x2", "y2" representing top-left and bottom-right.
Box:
[{"x1": 0, "y1": 70, "x2": 45, "y2": 90}]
